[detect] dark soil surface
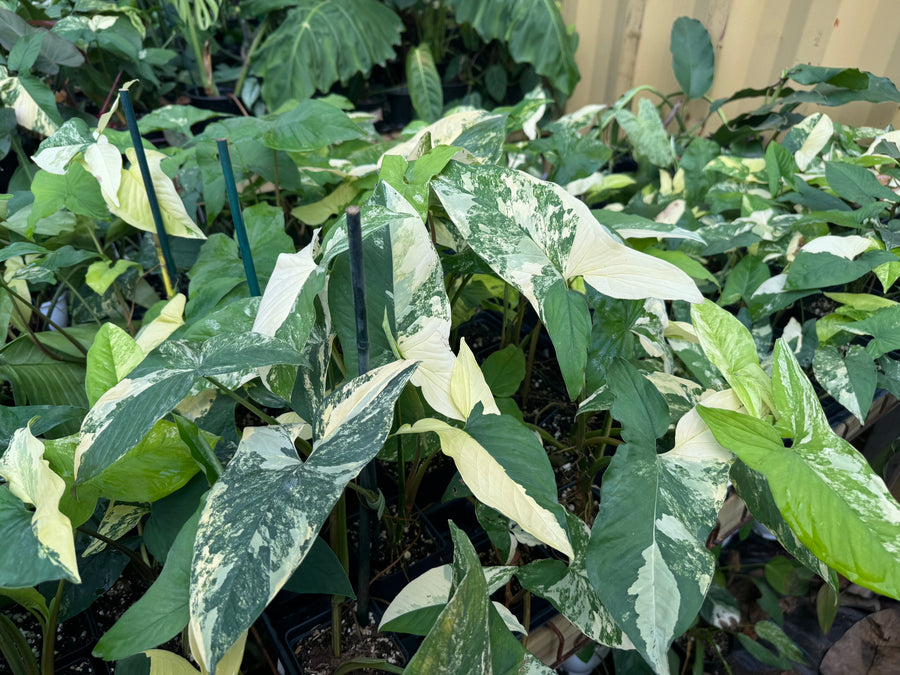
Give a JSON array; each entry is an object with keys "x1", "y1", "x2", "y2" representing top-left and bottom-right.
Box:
[{"x1": 292, "y1": 602, "x2": 406, "y2": 675}]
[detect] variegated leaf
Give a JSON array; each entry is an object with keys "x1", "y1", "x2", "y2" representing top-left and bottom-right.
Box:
[
  {"x1": 85, "y1": 322, "x2": 145, "y2": 407},
  {"x1": 135, "y1": 293, "x2": 186, "y2": 354},
  {"x1": 106, "y1": 149, "x2": 206, "y2": 239},
  {"x1": 398, "y1": 407, "x2": 572, "y2": 558},
  {"x1": 433, "y1": 162, "x2": 701, "y2": 397},
  {"x1": 404, "y1": 524, "x2": 553, "y2": 675},
  {"x1": 699, "y1": 341, "x2": 900, "y2": 600},
  {"x1": 83, "y1": 501, "x2": 150, "y2": 556},
  {"x1": 380, "y1": 564, "x2": 516, "y2": 635},
  {"x1": 0, "y1": 427, "x2": 80, "y2": 586},
  {"x1": 31, "y1": 118, "x2": 94, "y2": 174},
  {"x1": 190, "y1": 361, "x2": 416, "y2": 670},
  {"x1": 383, "y1": 109, "x2": 507, "y2": 164},
  {"x1": 518, "y1": 511, "x2": 628, "y2": 649},
  {"x1": 75, "y1": 333, "x2": 304, "y2": 484},
  {"x1": 691, "y1": 300, "x2": 772, "y2": 418},
  {"x1": 0, "y1": 68, "x2": 60, "y2": 135},
  {"x1": 587, "y1": 383, "x2": 737, "y2": 674},
  {"x1": 812, "y1": 345, "x2": 876, "y2": 424}
]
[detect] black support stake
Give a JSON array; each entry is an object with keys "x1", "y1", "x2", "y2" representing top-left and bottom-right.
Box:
[
  {"x1": 346, "y1": 206, "x2": 376, "y2": 622},
  {"x1": 118, "y1": 89, "x2": 178, "y2": 295}
]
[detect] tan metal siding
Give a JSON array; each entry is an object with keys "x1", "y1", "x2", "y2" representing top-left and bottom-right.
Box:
[{"x1": 561, "y1": 0, "x2": 900, "y2": 129}]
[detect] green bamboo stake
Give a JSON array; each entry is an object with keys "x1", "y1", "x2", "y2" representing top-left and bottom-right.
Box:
[
  {"x1": 217, "y1": 139, "x2": 260, "y2": 296},
  {"x1": 118, "y1": 89, "x2": 178, "y2": 296}
]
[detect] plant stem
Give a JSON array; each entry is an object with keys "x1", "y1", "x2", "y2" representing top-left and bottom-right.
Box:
[
  {"x1": 0, "y1": 276, "x2": 88, "y2": 355},
  {"x1": 330, "y1": 495, "x2": 349, "y2": 658},
  {"x1": 528, "y1": 424, "x2": 566, "y2": 450},
  {"x1": 234, "y1": 16, "x2": 269, "y2": 97},
  {"x1": 40, "y1": 581, "x2": 64, "y2": 675},
  {"x1": 10, "y1": 134, "x2": 35, "y2": 183},
  {"x1": 7, "y1": 297, "x2": 76, "y2": 364},
  {"x1": 334, "y1": 660, "x2": 404, "y2": 675},
  {"x1": 519, "y1": 319, "x2": 542, "y2": 410},
  {"x1": 77, "y1": 527, "x2": 156, "y2": 580},
  {"x1": 203, "y1": 376, "x2": 280, "y2": 426}
]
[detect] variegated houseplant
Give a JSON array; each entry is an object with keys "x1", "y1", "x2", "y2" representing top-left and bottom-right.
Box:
[{"x1": 3, "y1": 14, "x2": 900, "y2": 675}]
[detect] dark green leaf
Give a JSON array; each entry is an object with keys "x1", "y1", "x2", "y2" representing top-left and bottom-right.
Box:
[
  {"x1": 825, "y1": 161, "x2": 899, "y2": 204},
  {"x1": 670, "y1": 17, "x2": 714, "y2": 99},
  {"x1": 785, "y1": 250, "x2": 897, "y2": 291},
  {"x1": 406, "y1": 43, "x2": 442, "y2": 122},
  {"x1": 481, "y1": 345, "x2": 526, "y2": 398},
  {"x1": 720, "y1": 255, "x2": 769, "y2": 306},
  {"x1": 262, "y1": 99, "x2": 364, "y2": 152},
  {"x1": 765, "y1": 141, "x2": 796, "y2": 197}
]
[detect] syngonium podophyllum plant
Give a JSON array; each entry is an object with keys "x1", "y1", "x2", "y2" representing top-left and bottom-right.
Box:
[
  {"x1": 3, "y1": 22, "x2": 900, "y2": 675},
  {"x1": 5, "y1": 101, "x2": 900, "y2": 674}
]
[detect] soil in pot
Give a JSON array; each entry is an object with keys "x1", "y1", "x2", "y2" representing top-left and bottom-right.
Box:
[{"x1": 291, "y1": 601, "x2": 406, "y2": 675}]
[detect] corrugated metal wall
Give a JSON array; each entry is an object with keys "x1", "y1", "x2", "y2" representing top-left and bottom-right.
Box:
[{"x1": 560, "y1": 0, "x2": 900, "y2": 130}]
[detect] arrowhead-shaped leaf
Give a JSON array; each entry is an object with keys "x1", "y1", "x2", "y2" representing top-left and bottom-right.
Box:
[
  {"x1": 433, "y1": 162, "x2": 700, "y2": 397},
  {"x1": 0, "y1": 426, "x2": 80, "y2": 586},
  {"x1": 189, "y1": 361, "x2": 416, "y2": 669},
  {"x1": 698, "y1": 341, "x2": 900, "y2": 600}
]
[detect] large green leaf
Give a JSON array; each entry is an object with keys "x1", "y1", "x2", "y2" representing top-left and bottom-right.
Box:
[
  {"x1": 844, "y1": 304, "x2": 900, "y2": 357},
  {"x1": 447, "y1": 0, "x2": 579, "y2": 95},
  {"x1": 691, "y1": 300, "x2": 771, "y2": 418},
  {"x1": 432, "y1": 162, "x2": 700, "y2": 397},
  {"x1": 785, "y1": 249, "x2": 897, "y2": 291},
  {"x1": 74, "y1": 333, "x2": 304, "y2": 484},
  {"x1": 0, "y1": 332, "x2": 89, "y2": 408},
  {"x1": 406, "y1": 43, "x2": 442, "y2": 123},
  {"x1": 254, "y1": 0, "x2": 402, "y2": 110},
  {"x1": 698, "y1": 341, "x2": 900, "y2": 600},
  {"x1": 587, "y1": 383, "x2": 738, "y2": 675},
  {"x1": 189, "y1": 361, "x2": 416, "y2": 670},
  {"x1": 729, "y1": 461, "x2": 835, "y2": 587},
  {"x1": 0, "y1": 427, "x2": 80, "y2": 587},
  {"x1": 670, "y1": 17, "x2": 714, "y2": 99},
  {"x1": 261, "y1": 98, "x2": 364, "y2": 152},
  {"x1": 824, "y1": 161, "x2": 899, "y2": 205},
  {"x1": 812, "y1": 345, "x2": 876, "y2": 424},
  {"x1": 94, "y1": 504, "x2": 201, "y2": 661}
]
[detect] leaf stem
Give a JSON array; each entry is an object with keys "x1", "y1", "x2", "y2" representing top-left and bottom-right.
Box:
[
  {"x1": 40, "y1": 581, "x2": 64, "y2": 675},
  {"x1": 203, "y1": 376, "x2": 280, "y2": 426},
  {"x1": 77, "y1": 527, "x2": 156, "y2": 580},
  {"x1": 0, "y1": 275, "x2": 88, "y2": 355}
]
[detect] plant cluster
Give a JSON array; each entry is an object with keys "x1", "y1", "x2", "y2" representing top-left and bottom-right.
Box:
[{"x1": 1, "y1": 11, "x2": 900, "y2": 675}]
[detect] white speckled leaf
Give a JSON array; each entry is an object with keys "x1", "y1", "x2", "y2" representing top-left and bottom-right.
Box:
[
  {"x1": 0, "y1": 70, "x2": 60, "y2": 135},
  {"x1": 31, "y1": 118, "x2": 94, "y2": 174},
  {"x1": 518, "y1": 511, "x2": 628, "y2": 649},
  {"x1": 692, "y1": 300, "x2": 772, "y2": 418},
  {"x1": 587, "y1": 390, "x2": 736, "y2": 674},
  {"x1": 75, "y1": 333, "x2": 304, "y2": 485},
  {"x1": 189, "y1": 361, "x2": 416, "y2": 670},
  {"x1": 83, "y1": 501, "x2": 150, "y2": 556},
  {"x1": 433, "y1": 162, "x2": 700, "y2": 397},
  {"x1": 699, "y1": 340, "x2": 900, "y2": 600},
  {"x1": 398, "y1": 410, "x2": 572, "y2": 559},
  {"x1": 0, "y1": 427, "x2": 80, "y2": 585},
  {"x1": 380, "y1": 564, "x2": 515, "y2": 635},
  {"x1": 792, "y1": 113, "x2": 833, "y2": 171},
  {"x1": 383, "y1": 110, "x2": 507, "y2": 164},
  {"x1": 812, "y1": 345, "x2": 876, "y2": 424}
]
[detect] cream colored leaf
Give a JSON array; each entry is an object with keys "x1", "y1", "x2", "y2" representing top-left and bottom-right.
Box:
[
  {"x1": 188, "y1": 625, "x2": 247, "y2": 675},
  {"x1": 799, "y1": 235, "x2": 874, "y2": 259},
  {"x1": 82, "y1": 134, "x2": 123, "y2": 206},
  {"x1": 144, "y1": 650, "x2": 199, "y2": 675},
  {"x1": 0, "y1": 427, "x2": 80, "y2": 583},
  {"x1": 398, "y1": 419, "x2": 573, "y2": 558},
  {"x1": 135, "y1": 293, "x2": 186, "y2": 354},
  {"x1": 449, "y1": 338, "x2": 500, "y2": 420},
  {"x1": 0, "y1": 72, "x2": 58, "y2": 135},
  {"x1": 107, "y1": 149, "x2": 206, "y2": 239},
  {"x1": 794, "y1": 113, "x2": 833, "y2": 171},
  {"x1": 253, "y1": 244, "x2": 319, "y2": 337}
]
